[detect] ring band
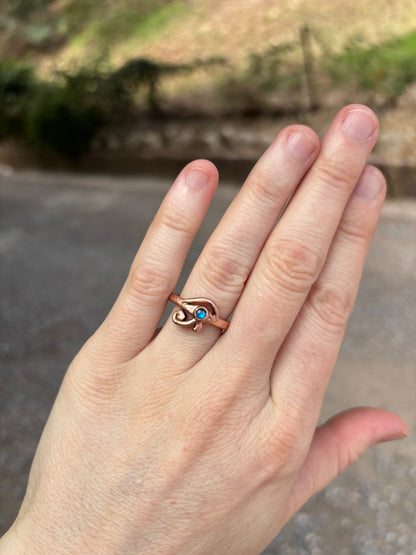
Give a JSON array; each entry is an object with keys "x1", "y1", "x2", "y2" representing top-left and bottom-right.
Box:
[{"x1": 169, "y1": 293, "x2": 230, "y2": 333}]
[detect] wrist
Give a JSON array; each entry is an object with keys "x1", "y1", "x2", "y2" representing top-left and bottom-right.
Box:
[{"x1": 0, "y1": 523, "x2": 29, "y2": 555}]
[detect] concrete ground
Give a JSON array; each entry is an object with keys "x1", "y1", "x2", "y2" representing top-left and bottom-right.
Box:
[{"x1": 0, "y1": 171, "x2": 415, "y2": 554}]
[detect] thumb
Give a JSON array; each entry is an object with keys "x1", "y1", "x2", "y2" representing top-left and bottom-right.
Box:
[{"x1": 283, "y1": 406, "x2": 408, "y2": 524}]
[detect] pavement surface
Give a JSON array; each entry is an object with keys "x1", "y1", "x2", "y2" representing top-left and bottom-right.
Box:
[{"x1": 0, "y1": 171, "x2": 415, "y2": 554}]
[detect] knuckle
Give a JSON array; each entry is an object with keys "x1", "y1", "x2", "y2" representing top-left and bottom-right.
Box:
[
  {"x1": 269, "y1": 428, "x2": 301, "y2": 460},
  {"x1": 316, "y1": 158, "x2": 356, "y2": 191},
  {"x1": 338, "y1": 217, "x2": 372, "y2": 244},
  {"x1": 333, "y1": 434, "x2": 362, "y2": 476},
  {"x1": 198, "y1": 389, "x2": 235, "y2": 428},
  {"x1": 248, "y1": 170, "x2": 287, "y2": 207},
  {"x1": 264, "y1": 239, "x2": 322, "y2": 293},
  {"x1": 198, "y1": 245, "x2": 250, "y2": 296},
  {"x1": 336, "y1": 446, "x2": 354, "y2": 476},
  {"x1": 158, "y1": 204, "x2": 195, "y2": 237},
  {"x1": 307, "y1": 281, "x2": 354, "y2": 332},
  {"x1": 260, "y1": 412, "x2": 308, "y2": 476},
  {"x1": 128, "y1": 263, "x2": 171, "y2": 300},
  {"x1": 66, "y1": 355, "x2": 128, "y2": 415}
]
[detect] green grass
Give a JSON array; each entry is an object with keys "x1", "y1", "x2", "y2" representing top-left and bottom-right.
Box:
[
  {"x1": 131, "y1": 2, "x2": 186, "y2": 41},
  {"x1": 69, "y1": 2, "x2": 187, "y2": 54},
  {"x1": 327, "y1": 30, "x2": 416, "y2": 98}
]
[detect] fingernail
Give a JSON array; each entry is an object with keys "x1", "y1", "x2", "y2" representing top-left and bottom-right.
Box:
[
  {"x1": 354, "y1": 169, "x2": 383, "y2": 199},
  {"x1": 379, "y1": 430, "x2": 408, "y2": 443},
  {"x1": 342, "y1": 109, "x2": 378, "y2": 141},
  {"x1": 185, "y1": 167, "x2": 210, "y2": 190},
  {"x1": 287, "y1": 132, "x2": 318, "y2": 160}
]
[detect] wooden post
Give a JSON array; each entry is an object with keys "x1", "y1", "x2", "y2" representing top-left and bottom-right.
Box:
[{"x1": 300, "y1": 25, "x2": 319, "y2": 110}]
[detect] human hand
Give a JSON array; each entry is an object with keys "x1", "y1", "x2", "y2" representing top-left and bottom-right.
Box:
[{"x1": 1, "y1": 105, "x2": 407, "y2": 554}]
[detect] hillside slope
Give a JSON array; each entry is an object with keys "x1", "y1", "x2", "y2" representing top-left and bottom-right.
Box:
[{"x1": 4, "y1": 0, "x2": 416, "y2": 69}]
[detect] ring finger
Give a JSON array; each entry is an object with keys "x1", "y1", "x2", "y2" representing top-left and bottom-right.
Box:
[{"x1": 156, "y1": 125, "x2": 320, "y2": 364}]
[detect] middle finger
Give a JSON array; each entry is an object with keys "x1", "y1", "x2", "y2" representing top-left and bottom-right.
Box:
[{"x1": 222, "y1": 105, "x2": 379, "y2": 375}]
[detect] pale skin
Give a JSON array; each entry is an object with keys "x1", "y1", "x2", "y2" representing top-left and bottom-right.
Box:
[{"x1": 1, "y1": 105, "x2": 407, "y2": 554}]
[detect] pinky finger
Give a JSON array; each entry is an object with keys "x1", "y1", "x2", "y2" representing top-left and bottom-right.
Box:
[
  {"x1": 91, "y1": 160, "x2": 218, "y2": 363},
  {"x1": 270, "y1": 165, "x2": 386, "y2": 414}
]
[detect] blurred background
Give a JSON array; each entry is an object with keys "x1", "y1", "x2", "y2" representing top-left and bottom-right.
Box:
[
  {"x1": 0, "y1": 0, "x2": 416, "y2": 192},
  {"x1": 0, "y1": 1, "x2": 415, "y2": 553}
]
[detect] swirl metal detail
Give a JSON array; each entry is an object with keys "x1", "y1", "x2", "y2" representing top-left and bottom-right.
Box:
[{"x1": 169, "y1": 293, "x2": 229, "y2": 332}]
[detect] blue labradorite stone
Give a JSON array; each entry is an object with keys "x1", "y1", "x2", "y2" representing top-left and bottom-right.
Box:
[{"x1": 195, "y1": 307, "x2": 207, "y2": 320}]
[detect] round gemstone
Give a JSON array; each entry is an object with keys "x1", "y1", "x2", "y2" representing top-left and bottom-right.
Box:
[{"x1": 195, "y1": 307, "x2": 207, "y2": 320}]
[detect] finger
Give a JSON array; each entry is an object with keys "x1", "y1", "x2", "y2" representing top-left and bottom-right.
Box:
[
  {"x1": 282, "y1": 407, "x2": 408, "y2": 525},
  {"x1": 156, "y1": 125, "x2": 319, "y2": 363},
  {"x1": 223, "y1": 105, "x2": 379, "y2": 377},
  {"x1": 91, "y1": 161, "x2": 218, "y2": 363},
  {"x1": 271, "y1": 165, "x2": 385, "y2": 414}
]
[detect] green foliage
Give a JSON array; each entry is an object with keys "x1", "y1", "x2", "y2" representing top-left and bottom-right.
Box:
[
  {"x1": 57, "y1": 64, "x2": 130, "y2": 115},
  {"x1": 2, "y1": 24, "x2": 416, "y2": 160},
  {"x1": 109, "y1": 56, "x2": 226, "y2": 111},
  {"x1": 24, "y1": 67, "x2": 112, "y2": 159},
  {"x1": 69, "y1": 1, "x2": 186, "y2": 53},
  {"x1": 2, "y1": 0, "x2": 53, "y2": 18},
  {"x1": 0, "y1": 0, "x2": 64, "y2": 51},
  {"x1": 247, "y1": 43, "x2": 298, "y2": 92},
  {"x1": 132, "y1": 1, "x2": 186, "y2": 41},
  {"x1": 58, "y1": 0, "x2": 101, "y2": 32},
  {"x1": 218, "y1": 42, "x2": 303, "y2": 111},
  {"x1": 26, "y1": 84, "x2": 103, "y2": 159},
  {"x1": 326, "y1": 30, "x2": 416, "y2": 99},
  {"x1": 0, "y1": 60, "x2": 116, "y2": 158},
  {"x1": 220, "y1": 29, "x2": 416, "y2": 112},
  {"x1": 0, "y1": 55, "x2": 226, "y2": 158},
  {"x1": 111, "y1": 59, "x2": 161, "y2": 89},
  {"x1": 0, "y1": 0, "x2": 185, "y2": 55},
  {"x1": 0, "y1": 61, "x2": 37, "y2": 138}
]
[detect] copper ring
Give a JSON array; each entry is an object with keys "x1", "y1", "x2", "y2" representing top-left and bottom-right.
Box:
[{"x1": 169, "y1": 293, "x2": 230, "y2": 333}]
